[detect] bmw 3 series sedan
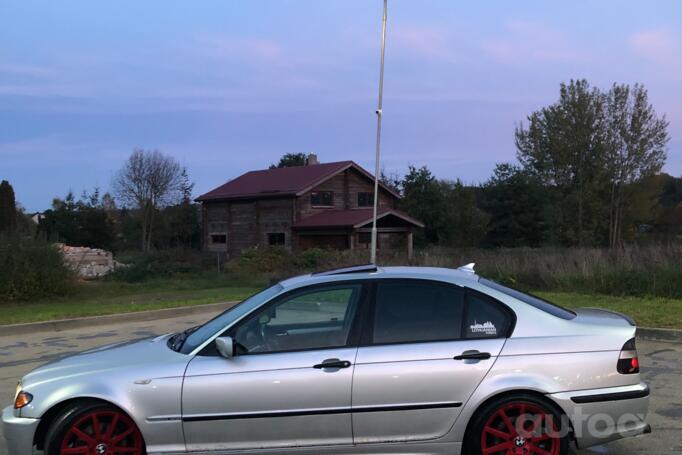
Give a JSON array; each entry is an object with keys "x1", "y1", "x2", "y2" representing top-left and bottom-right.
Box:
[{"x1": 3, "y1": 265, "x2": 650, "y2": 455}]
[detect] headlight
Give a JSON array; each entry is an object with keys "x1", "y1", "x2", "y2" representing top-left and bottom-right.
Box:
[{"x1": 14, "y1": 383, "x2": 33, "y2": 409}]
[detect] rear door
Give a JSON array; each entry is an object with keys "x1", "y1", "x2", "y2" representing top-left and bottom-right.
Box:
[{"x1": 351, "y1": 279, "x2": 513, "y2": 444}]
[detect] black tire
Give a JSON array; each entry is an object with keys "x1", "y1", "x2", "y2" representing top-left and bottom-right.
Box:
[
  {"x1": 44, "y1": 400, "x2": 145, "y2": 455},
  {"x1": 464, "y1": 393, "x2": 570, "y2": 455}
]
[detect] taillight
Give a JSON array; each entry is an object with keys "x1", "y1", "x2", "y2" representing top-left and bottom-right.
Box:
[{"x1": 617, "y1": 338, "x2": 639, "y2": 374}]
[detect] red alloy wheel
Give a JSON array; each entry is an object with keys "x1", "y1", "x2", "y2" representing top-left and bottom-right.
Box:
[
  {"x1": 480, "y1": 401, "x2": 561, "y2": 455},
  {"x1": 59, "y1": 410, "x2": 143, "y2": 455}
]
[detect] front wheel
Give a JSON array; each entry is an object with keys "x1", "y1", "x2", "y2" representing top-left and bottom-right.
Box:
[
  {"x1": 45, "y1": 401, "x2": 145, "y2": 455},
  {"x1": 466, "y1": 394, "x2": 569, "y2": 455}
]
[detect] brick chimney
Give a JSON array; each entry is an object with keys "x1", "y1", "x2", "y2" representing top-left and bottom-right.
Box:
[{"x1": 306, "y1": 153, "x2": 319, "y2": 166}]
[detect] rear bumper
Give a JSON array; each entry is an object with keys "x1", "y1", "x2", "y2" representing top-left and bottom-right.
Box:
[
  {"x1": 2, "y1": 406, "x2": 39, "y2": 455},
  {"x1": 549, "y1": 382, "x2": 650, "y2": 449}
]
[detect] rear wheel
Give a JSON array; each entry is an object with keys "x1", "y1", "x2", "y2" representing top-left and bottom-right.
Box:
[
  {"x1": 466, "y1": 394, "x2": 568, "y2": 455},
  {"x1": 45, "y1": 401, "x2": 145, "y2": 455}
]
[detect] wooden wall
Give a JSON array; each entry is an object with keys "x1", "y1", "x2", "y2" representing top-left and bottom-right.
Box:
[{"x1": 295, "y1": 168, "x2": 396, "y2": 222}]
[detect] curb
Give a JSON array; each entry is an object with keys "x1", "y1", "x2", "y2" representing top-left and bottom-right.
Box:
[
  {"x1": 637, "y1": 327, "x2": 682, "y2": 344},
  {"x1": 0, "y1": 301, "x2": 239, "y2": 337}
]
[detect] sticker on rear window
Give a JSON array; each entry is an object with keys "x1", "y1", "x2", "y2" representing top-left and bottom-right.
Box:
[{"x1": 469, "y1": 321, "x2": 497, "y2": 336}]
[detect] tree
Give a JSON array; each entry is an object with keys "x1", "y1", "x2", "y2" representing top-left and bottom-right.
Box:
[
  {"x1": 398, "y1": 166, "x2": 487, "y2": 247},
  {"x1": 603, "y1": 83, "x2": 669, "y2": 247},
  {"x1": 481, "y1": 164, "x2": 550, "y2": 247},
  {"x1": 516, "y1": 79, "x2": 608, "y2": 246},
  {"x1": 399, "y1": 166, "x2": 445, "y2": 245},
  {"x1": 0, "y1": 180, "x2": 17, "y2": 234},
  {"x1": 40, "y1": 189, "x2": 115, "y2": 250},
  {"x1": 112, "y1": 149, "x2": 186, "y2": 252},
  {"x1": 270, "y1": 153, "x2": 307, "y2": 168}
]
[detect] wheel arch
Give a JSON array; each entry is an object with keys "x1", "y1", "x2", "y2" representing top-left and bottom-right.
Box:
[
  {"x1": 460, "y1": 388, "x2": 575, "y2": 452},
  {"x1": 33, "y1": 397, "x2": 143, "y2": 451}
]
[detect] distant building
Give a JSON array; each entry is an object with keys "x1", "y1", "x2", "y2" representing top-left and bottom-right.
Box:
[
  {"x1": 196, "y1": 155, "x2": 423, "y2": 258},
  {"x1": 29, "y1": 212, "x2": 45, "y2": 224}
]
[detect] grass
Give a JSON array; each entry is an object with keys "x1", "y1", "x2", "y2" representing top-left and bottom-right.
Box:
[
  {"x1": 536, "y1": 291, "x2": 682, "y2": 330},
  {"x1": 0, "y1": 274, "x2": 263, "y2": 326}
]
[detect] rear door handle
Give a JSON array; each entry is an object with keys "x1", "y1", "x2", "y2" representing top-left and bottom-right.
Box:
[
  {"x1": 454, "y1": 350, "x2": 491, "y2": 361},
  {"x1": 313, "y1": 358, "x2": 352, "y2": 369}
]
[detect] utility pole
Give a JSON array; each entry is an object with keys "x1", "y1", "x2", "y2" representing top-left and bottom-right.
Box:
[{"x1": 370, "y1": 0, "x2": 388, "y2": 265}]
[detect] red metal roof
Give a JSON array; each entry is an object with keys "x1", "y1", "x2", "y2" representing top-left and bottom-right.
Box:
[
  {"x1": 292, "y1": 208, "x2": 424, "y2": 230},
  {"x1": 196, "y1": 161, "x2": 400, "y2": 201}
]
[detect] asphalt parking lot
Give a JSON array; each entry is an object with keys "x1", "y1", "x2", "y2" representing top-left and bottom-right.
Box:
[{"x1": 1, "y1": 312, "x2": 681, "y2": 454}]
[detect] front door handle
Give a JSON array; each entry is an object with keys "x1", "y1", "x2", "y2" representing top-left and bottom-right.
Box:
[
  {"x1": 454, "y1": 350, "x2": 491, "y2": 361},
  {"x1": 313, "y1": 358, "x2": 352, "y2": 369}
]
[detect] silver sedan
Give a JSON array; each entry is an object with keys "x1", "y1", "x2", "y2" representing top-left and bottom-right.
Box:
[{"x1": 3, "y1": 265, "x2": 650, "y2": 455}]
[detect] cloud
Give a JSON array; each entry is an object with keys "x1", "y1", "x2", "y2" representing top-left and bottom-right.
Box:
[
  {"x1": 391, "y1": 25, "x2": 457, "y2": 62},
  {"x1": 482, "y1": 19, "x2": 591, "y2": 64},
  {"x1": 196, "y1": 35, "x2": 286, "y2": 66},
  {"x1": 630, "y1": 28, "x2": 681, "y2": 72}
]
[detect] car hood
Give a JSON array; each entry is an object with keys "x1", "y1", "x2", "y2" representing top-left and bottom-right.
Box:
[{"x1": 22, "y1": 334, "x2": 188, "y2": 389}]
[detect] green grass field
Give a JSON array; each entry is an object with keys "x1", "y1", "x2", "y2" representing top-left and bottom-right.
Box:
[
  {"x1": 536, "y1": 292, "x2": 682, "y2": 330},
  {"x1": 1, "y1": 277, "x2": 680, "y2": 329},
  {"x1": 0, "y1": 276, "x2": 262, "y2": 326}
]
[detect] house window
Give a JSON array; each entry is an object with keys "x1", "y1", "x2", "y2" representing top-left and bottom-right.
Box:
[
  {"x1": 268, "y1": 233, "x2": 285, "y2": 246},
  {"x1": 311, "y1": 191, "x2": 334, "y2": 207},
  {"x1": 358, "y1": 192, "x2": 374, "y2": 207},
  {"x1": 358, "y1": 232, "x2": 371, "y2": 244},
  {"x1": 210, "y1": 234, "x2": 227, "y2": 245}
]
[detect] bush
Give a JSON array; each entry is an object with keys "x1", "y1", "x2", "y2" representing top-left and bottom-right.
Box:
[
  {"x1": 109, "y1": 249, "x2": 203, "y2": 283},
  {"x1": 230, "y1": 244, "x2": 682, "y2": 298},
  {"x1": 0, "y1": 236, "x2": 74, "y2": 302}
]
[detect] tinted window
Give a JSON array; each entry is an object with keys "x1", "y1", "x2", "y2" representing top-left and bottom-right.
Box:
[
  {"x1": 311, "y1": 191, "x2": 334, "y2": 206},
  {"x1": 464, "y1": 292, "x2": 512, "y2": 339},
  {"x1": 480, "y1": 278, "x2": 576, "y2": 320},
  {"x1": 373, "y1": 281, "x2": 464, "y2": 344},
  {"x1": 234, "y1": 284, "x2": 361, "y2": 354},
  {"x1": 358, "y1": 192, "x2": 374, "y2": 207}
]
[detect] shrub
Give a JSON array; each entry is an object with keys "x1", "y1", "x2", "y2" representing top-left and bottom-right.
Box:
[
  {"x1": 109, "y1": 249, "x2": 203, "y2": 283},
  {"x1": 0, "y1": 236, "x2": 74, "y2": 302}
]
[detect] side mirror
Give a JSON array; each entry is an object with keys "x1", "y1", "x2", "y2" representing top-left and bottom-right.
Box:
[{"x1": 215, "y1": 336, "x2": 235, "y2": 359}]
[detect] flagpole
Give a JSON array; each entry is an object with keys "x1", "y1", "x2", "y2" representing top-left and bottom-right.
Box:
[{"x1": 370, "y1": 0, "x2": 388, "y2": 265}]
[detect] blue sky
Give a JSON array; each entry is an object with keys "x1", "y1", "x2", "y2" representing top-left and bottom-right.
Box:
[{"x1": 1, "y1": 0, "x2": 681, "y2": 211}]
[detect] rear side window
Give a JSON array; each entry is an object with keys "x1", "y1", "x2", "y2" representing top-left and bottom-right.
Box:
[
  {"x1": 373, "y1": 281, "x2": 464, "y2": 344},
  {"x1": 464, "y1": 292, "x2": 513, "y2": 339},
  {"x1": 480, "y1": 278, "x2": 576, "y2": 320}
]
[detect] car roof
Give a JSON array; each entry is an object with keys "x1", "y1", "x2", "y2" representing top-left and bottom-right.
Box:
[{"x1": 279, "y1": 265, "x2": 480, "y2": 289}]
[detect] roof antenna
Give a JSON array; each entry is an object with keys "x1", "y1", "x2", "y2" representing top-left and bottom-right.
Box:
[{"x1": 370, "y1": 0, "x2": 388, "y2": 265}]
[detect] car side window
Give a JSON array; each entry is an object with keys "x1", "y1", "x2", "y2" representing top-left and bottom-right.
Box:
[
  {"x1": 464, "y1": 291, "x2": 512, "y2": 339},
  {"x1": 233, "y1": 284, "x2": 362, "y2": 354},
  {"x1": 372, "y1": 280, "x2": 464, "y2": 344}
]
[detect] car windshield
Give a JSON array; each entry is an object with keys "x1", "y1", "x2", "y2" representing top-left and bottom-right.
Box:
[
  {"x1": 480, "y1": 278, "x2": 576, "y2": 320},
  {"x1": 173, "y1": 283, "x2": 284, "y2": 354}
]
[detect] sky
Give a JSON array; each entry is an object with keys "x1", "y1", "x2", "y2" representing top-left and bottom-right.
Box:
[{"x1": 1, "y1": 0, "x2": 681, "y2": 212}]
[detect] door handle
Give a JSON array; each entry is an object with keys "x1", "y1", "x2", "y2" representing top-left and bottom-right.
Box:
[
  {"x1": 454, "y1": 350, "x2": 491, "y2": 361},
  {"x1": 313, "y1": 358, "x2": 352, "y2": 369}
]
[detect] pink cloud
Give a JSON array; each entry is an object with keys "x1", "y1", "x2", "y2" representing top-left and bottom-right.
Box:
[
  {"x1": 630, "y1": 28, "x2": 680, "y2": 71},
  {"x1": 482, "y1": 19, "x2": 591, "y2": 64},
  {"x1": 391, "y1": 25, "x2": 456, "y2": 62}
]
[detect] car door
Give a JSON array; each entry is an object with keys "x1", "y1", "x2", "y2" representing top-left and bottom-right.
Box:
[
  {"x1": 182, "y1": 282, "x2": 366, "y2": 451},
  {"x1": 351, "y1": 279, "x2": 513, "y2": 444}
]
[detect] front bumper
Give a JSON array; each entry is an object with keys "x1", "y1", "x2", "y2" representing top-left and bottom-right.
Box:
[
  {"x1": 549, "y1": 382, "x2": 650, "y2": 449},
  {"x1": 2, "y1": 406, "x2": 39, "y2": 455}
]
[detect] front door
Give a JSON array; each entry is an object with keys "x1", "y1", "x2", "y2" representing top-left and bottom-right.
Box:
[
  {"x1": 182, "y1": 282, "x2": 366, "y2": 451},
  {"x1": 352, "y1": 280, "x2": 513, "y2": 443}
]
